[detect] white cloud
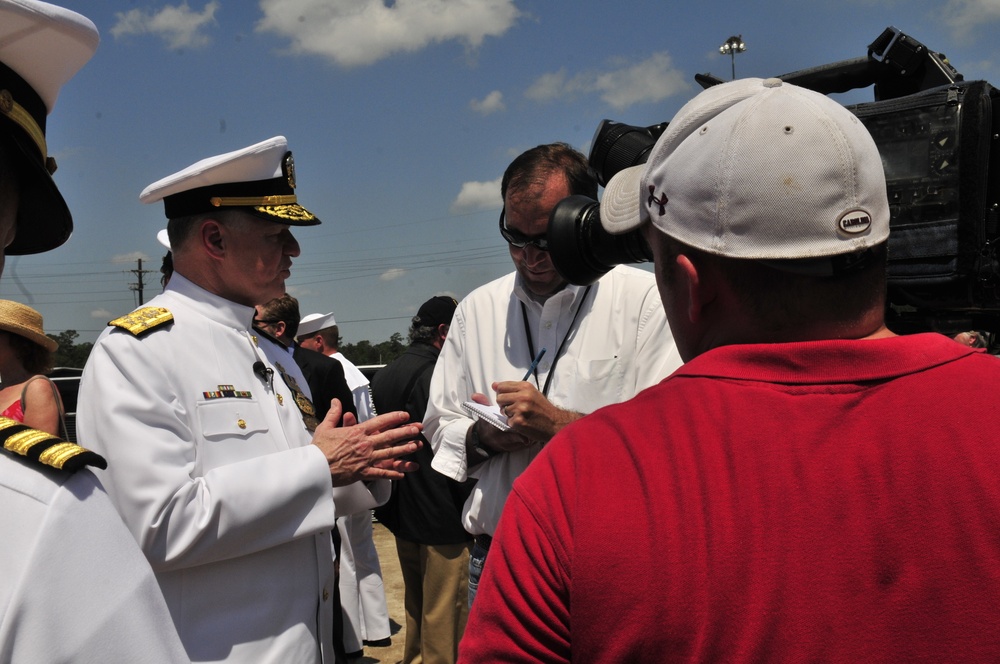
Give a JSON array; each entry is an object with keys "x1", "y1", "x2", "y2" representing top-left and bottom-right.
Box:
[
  {"x1": 380, "y1": 268, "x2": 407, "y2": 282},
  {"x1": 945, "y1": 0, "x2": 1000, "y2": 38},
  {"x1": 470, "y1": 90, "x2": 505, "y2": 115},
  {"x1": 450, "y1": 176, "x2": 502, "y2": 213},
  {"x1": 111, "y1": 1, "x2": 220, "y2": 50},
  {"x1": 91, "y1": 308, "x2": 114, "y2": 321},
  {"x1": 525, "y1": 52, "x2": 689, "y2": 111},
  {"x1": 256, "y1": 0, "x2": 520, "y2": 68}
]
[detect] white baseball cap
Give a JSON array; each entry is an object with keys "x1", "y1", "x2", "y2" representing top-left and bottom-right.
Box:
[
  {"x1": 602, "y1": 78, "x2": 889, "y2": 271},
  {"x1": 297, "y1": 312, "x2": 337, "y2": 338},
  {"x1": 0, "y1": 0, "x2": 99, "y2": 254},
  {"x1": 140, "y1": 136, "x2": 321, "y2": 226}
]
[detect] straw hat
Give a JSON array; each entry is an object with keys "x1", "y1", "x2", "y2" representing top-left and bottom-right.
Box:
[{"x1": 0, "y1": 300, "x2": 57, "y2": 351}]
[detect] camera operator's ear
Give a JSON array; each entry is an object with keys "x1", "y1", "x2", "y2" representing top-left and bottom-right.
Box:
[{"x1": 675, "y1": 253, "x2": 720, "y2": 325}]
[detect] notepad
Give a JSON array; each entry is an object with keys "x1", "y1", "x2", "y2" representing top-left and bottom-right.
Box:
[{"x1": 461, "y1": 401, "x2": 510, "y2": 432}]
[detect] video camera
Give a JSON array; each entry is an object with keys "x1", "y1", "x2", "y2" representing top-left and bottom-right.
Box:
[{"x1": 548, "y1": 27, "x2": 1000, "y2": 338}]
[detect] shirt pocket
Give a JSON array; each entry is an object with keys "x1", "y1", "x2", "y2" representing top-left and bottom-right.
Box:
[
  {"x1": 557, "y1": 357, "x2": 626, "y2": 413},
  {"x1": 196, "y1": 399, "x2": 271, "y2": 470},
  {"x1": 198, "y1": 399, "x2": 269, "y2": 438}
]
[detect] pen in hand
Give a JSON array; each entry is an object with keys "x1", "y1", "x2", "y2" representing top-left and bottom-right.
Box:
[{"x1": 522, "y1": 347, "x2": 547, "y2": 382}]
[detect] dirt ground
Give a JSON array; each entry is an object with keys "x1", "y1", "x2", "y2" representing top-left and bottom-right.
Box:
[{"x1": 352, "y1": 522, "x2": 407, "y2": 664}]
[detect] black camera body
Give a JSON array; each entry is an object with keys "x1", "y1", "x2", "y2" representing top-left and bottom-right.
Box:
[{"x1": 548, "y1": 27, "x2": 1000, "y2": 337}]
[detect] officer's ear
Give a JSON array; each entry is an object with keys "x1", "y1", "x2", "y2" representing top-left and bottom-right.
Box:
[{"x1": 200, "y1": 219, "x2": 226, "y2": 259}]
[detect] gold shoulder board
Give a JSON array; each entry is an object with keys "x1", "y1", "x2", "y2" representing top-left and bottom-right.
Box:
[
  {"x1": 0, "y1": 417, "x2": 107, "y2": 473},
  {"x1": 109, "y1": 306, "x2": 174, "y2": 337}
]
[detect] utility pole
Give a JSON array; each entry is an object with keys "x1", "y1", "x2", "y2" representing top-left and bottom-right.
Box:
[{"x1": 127, "y1": 258, "x2": 157, "y2": 306}]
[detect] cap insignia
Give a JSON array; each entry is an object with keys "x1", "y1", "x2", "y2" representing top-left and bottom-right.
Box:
[{"x1": 283, "y1": 151, "x2": 297, "y2": 189}]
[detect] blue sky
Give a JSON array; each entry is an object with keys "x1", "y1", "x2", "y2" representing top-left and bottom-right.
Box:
[{"x1": 9, "y1": 0, "x2": 1000, "y2": 346}]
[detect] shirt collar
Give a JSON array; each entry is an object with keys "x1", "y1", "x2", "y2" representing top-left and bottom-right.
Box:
[
  {"x1": 674, "y1": 333, "x2": 981, "y2": 385},
  {"x1": 163, "y1": 272, "x2": 257, "y2": 330},
  {"x1": 512, "y1": 272, "x2": 586, "y2": 311}
]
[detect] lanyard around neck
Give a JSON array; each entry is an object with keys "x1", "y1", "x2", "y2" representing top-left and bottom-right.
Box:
[{"x1": 520, "y1": 284, "x2": 592, "y2": 397}]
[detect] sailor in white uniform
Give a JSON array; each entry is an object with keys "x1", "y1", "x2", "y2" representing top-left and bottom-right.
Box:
[{"x1": 77, "y1": 136, "x2": 421, "y2": 663}]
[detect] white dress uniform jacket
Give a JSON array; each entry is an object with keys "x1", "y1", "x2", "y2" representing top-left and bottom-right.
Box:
[
  {"x1": 78, "y1": 274, "x2": 380, "y2": 663},
  {"x1": 0, "y1": 454, "x2": 190, "y2": 663},
  {"x1": 426, "y1": 265, "x2": 683, "y2": 537}
]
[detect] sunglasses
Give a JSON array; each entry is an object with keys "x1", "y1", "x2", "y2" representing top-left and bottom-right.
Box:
[{"x1": 499, "y1": 209, "x2": 549, "y2": 252}]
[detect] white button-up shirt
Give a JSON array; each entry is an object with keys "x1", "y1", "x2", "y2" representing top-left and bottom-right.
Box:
[{"x1": 425, "y1": 265, "x2": 682, "y2": 536}]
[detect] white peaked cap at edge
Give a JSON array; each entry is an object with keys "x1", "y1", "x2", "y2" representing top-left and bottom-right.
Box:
[
  {"x1": 0, "y1": 0, "x2": 99, "y2": 113},
  {"x1": 0, "y1": 0, "x2": 100, "y2": 255}
]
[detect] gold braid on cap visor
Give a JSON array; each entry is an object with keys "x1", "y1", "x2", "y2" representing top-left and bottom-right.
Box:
[
  {"x1": 0, "y1": 89, "x2": 52, "y2": 174},
  {"x1": 209, "y1": 194, "x2": 298, "y2": 207},
  {"x1": 208, "y1": 194, "x2": 317, "y2": 222}
]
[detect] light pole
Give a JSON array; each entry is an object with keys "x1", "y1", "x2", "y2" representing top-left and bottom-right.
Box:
[{"x1": 720, "y1": 35, "x2": 746, "y2": 80}]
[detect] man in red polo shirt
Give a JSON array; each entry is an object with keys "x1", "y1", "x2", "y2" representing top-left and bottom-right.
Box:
[{"x1": 461, "y1": 77, "x2": 1000, "y2": 662}]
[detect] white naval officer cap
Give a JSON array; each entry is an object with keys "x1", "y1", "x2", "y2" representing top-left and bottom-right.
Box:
[
  {"x1": 0, "y1": 0, "x2": 99, "y2": 255},
  {"x1": 139, "y1": 136, "x2": 321, "y2": 226},
  {"x1": 297, "y1": 312, "x2": 337, "y2": 338}
]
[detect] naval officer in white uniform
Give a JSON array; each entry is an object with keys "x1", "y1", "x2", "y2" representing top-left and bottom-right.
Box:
[
  {"x1": 0, "y1": 1, "x2": 190, "y2": 661},
  {"x1": 77, "y1": 136, "x2": 422, "y2": 663}
]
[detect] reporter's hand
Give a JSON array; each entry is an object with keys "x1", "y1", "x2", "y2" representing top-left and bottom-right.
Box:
[
  {"x1": 312, "y1": 398, "x2": 422, "y2": 486},
  {"x1": 491, "y1": 381, "x2": 581, "y2": 441},
  {"x1": 468, "y1": 392, "x2": 533, "y2": 453}
]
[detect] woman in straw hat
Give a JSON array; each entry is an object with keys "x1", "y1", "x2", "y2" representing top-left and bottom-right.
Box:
[{"x1": 0, "y1": 300, "x2": 64, "y2": 436}]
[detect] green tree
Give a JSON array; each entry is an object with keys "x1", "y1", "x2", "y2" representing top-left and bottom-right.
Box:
[
  {"x1": 48, "y1": 330, "x2": 94, "y2": 368},
  {"x1": 341, "y1": 332, "x2": 406, "y2": 366}
]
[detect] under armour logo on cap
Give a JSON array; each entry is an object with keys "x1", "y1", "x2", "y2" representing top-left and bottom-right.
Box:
[{"x1": 647, "y1": 186, "x2": 668, "y2": 216}]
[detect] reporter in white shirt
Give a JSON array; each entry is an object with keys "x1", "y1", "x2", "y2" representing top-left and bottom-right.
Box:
[{"x1": 424, "y1": 143, "x2": 682, "y2": 606}]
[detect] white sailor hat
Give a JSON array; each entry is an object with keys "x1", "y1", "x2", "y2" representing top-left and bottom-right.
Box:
[
  {"x1": 297, "y1": 312, "x2": 337, "y2": 337},
  {"x1": 139, "y1": 136, "x2": 321, "y2": 226},
  {"x1": 0, "y1": 0, "x2": 99, "y2": 255},
  {"x1": 156, "y1": 228, "x2": 171, "y2": 250}
]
